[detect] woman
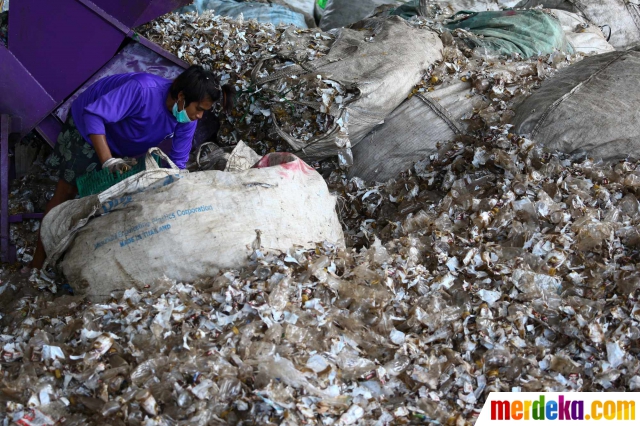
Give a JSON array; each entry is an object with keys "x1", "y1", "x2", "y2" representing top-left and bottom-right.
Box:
[{"x1": 31, "y1": 65, "x2": 234, "y2": 270}]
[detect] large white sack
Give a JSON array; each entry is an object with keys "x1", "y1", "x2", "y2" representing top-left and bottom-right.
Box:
[
  {"x1": 513, "y1": 47, "x2": 640, "y2": 162},
  {"x1": 41, "y1": 150, "x2": 344, "y2": 301},
  {"x1": 257, "y1": 16, "x2": 443, "y2": 165}
]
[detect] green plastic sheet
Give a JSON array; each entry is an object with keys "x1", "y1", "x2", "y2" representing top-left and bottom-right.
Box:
[{"x1": 444, "y1": 10, "x2": 572, "y2": 57}]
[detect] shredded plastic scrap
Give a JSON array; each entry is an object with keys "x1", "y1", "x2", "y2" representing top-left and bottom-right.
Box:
[
  {"x1": 2, "y1": 8, "x2": 638, "y2": 426},
  {"x1": 7, "y1": 136, "x2": 56, "y2": 265},
  {"x1": 4, "y1": 123, "x2": 640, "y2": 423},
  {"x1": 408, "y1": 15, "x2": 584, "y2": 130},
  {"x1": 138, "y1": 11, "x2": 342, "y2": 158},
  {"x1": 140, "y1": 9, "x2": 587, "y2": 176}
]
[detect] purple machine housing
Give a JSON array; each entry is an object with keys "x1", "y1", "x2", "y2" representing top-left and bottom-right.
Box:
[{"x1": 0, "y1": 0, "x2": 218, "y2": 263}]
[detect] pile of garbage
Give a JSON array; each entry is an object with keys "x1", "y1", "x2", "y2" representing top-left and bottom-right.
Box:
[
  {"x1": 142, "y1": 6, "x2": 608, "y2": 176},
  {"x1": 7, "y1": 136, "x2": 56, "y2": 265},
  {"x1": 346, "y1": 13, "x2": 587, "y2": 183},
  {"x1": 139, "y1": 12, "x2": 339, "y2": 157},
  {"x1": 411, "y1": 22, "x2": 581, "y2": 128},
  {"x1": 140, "y1": 11, "x2": 449, "y2": 168},
  {"x1": 3, "y1": 4, "x2": 640, "y2": 426},
  {"x1": 4, "y1": 120, "x2": 640, "y2": 424}
]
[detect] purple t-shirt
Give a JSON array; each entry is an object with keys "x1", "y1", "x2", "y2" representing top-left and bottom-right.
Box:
[{"x1": 71, "y1": 73, "x2": 196, "y2": 169}]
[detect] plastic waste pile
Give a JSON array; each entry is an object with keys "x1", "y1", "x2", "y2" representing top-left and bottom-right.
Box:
[
  {"x1": 7, "y1": 137, "x2": 56, "y2": 265},
  {"x1": 334, "y1": 123, "x2": 640, "y2": 393},
  {"x1": 348, "y1": 15, "x2": 585, "y2": 183},
  {"x1": 142, "y1": 12, "x2": 444, "y2": 169},
  {"x1": 3, "y1": 124, "x2": 640, "y2": 424},
  {"x1": 3, "y1": 6, "x2": 640, "y2": 426},
  {"x1": 141, "y1": 7, "x2": 608, "y2": 178},
  {"x1": 139, "y1": 12, "x2": 339, "y2": 159},
  {"x1": 411, "y1": 19, "x2": 582, "y2": 128}
]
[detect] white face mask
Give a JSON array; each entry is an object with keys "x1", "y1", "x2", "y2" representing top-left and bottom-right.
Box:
[{"x1": 172, "y1": 99, "x2": 192, "y2": 123}]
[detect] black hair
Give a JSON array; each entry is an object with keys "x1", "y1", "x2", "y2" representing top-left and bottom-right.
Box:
[{"x1": 170, "y1": 65, "x2": 235, "y2": 112}]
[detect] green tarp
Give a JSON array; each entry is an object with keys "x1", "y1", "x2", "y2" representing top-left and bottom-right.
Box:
[
  {"x1": 390, "y1": 6, "x2": 572, "y2": 58},
  {"x1": 444, "y1": 9, "x2": 572, "y2": 57}
]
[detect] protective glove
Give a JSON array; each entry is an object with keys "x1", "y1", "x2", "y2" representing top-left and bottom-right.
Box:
[{"x1": 102, "y1": 157, "x2": 136, "y2": 174}]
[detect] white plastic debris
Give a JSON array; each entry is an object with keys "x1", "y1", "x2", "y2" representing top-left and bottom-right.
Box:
[
  {"x1": 389, "y1": 329, "x2": 406, "y2": 345},
  {"x1": 307, "y1": 354, "x2": 330, "y2": 373}
]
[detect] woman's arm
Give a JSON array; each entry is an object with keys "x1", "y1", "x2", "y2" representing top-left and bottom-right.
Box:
[
  {"x1": 89, "y1": 134, "x2": 113, "y2": 163},
  {"x1": 169, "y1": 122, "x2": 198, "y2": 169}
]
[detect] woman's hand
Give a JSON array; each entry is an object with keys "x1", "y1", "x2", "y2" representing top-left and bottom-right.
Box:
[
  {"x1": 102, "y1": 158, "x2": 132, "y2": 174},
  {"x1": 89, "y1": 133, "x2": 134, "y2": 173}
]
